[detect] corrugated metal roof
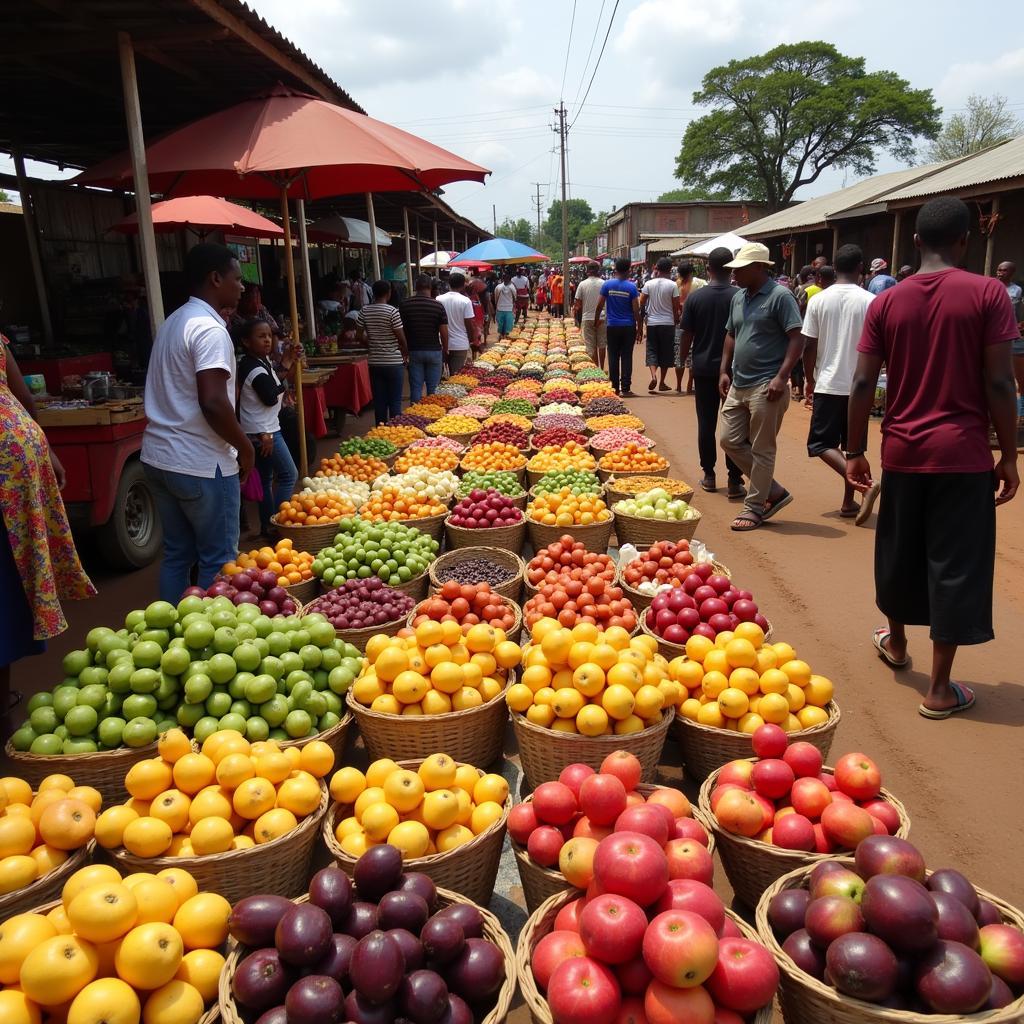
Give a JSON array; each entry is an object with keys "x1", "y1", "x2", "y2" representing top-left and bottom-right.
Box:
[
  {"x1": 644, "y1": 235, "x2": 710, "y2": 253},
  {"x1": 874, "y1": 135, "x2": 1024, "y2": 201},
  {"x1": 742, "y1": 161, "x2": 956, "y2": 237}
]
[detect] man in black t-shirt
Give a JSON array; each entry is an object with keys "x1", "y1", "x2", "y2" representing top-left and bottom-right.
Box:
[
  {"x1": 400, "y1": 274, "x2": 449, "y2": 400},
  {"x1": 679, "y1": 247, "x2": 745, "y2": 498}
]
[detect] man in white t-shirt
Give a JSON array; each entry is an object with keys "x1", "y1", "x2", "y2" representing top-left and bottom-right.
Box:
[
  {"x1": 640, "y1": 257, "x2": 681, "y2": 392},
  {"x1": 142, "y1": 243, "x2": 253, "y2": 602},
  {"x1": 801, "y1": 244, "x2": 876, "y2": 523},
  {"x1": 437, "y1": 272, "x2": 477, "y2": 374},
  {"x1": 573, "y1": 263, "x2": 607, "y2": 369},
  {"x1": 511, "y1": 267, "x2": 531, "y2": 324}
]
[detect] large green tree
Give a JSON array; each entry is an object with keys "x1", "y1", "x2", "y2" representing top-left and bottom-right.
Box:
[
  {"x1": 657, "y1": 186, "x2": 732, "y2": 202},
  {"x1": 674, "y1": 42, "x2": 942, "y2": 210},
  {"x1": 924, "y1": 94, "x2": 1023, "y2": 162},
  {"x1": 495, "y1": 216, "x2": 534, "y2": 244},
  {"x1": 543, "y1": 198, "x2": 595, "y2": 250}
]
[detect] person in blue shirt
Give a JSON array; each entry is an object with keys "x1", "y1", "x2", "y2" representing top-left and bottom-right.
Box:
[
  {"x1": 594, "y1": 257, "x2": 643, "y2": 396},
  {"x1": 866, "y1": 258, "x2": 897, "y2": 295}
]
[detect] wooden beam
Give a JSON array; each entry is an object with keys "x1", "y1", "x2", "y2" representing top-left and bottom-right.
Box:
[
  {"x1": 983, "y1": 196, "x2": 1000, "y2": 277},
  {"x1": 12, "y1": 151, "x2": 54, "y2": 346},
  {"x1": 15, "y1": 56, "x2": 115, "y2": 98},
  {"x1": 0, "y1": 26, "x2": 230, "y2": 58},
  {"x1": 890, "y1": 212, "x2": 901, "y2": 273},
  {"x1": 403, "y1": 207, "x2": 414, "y2": 296},
  {"x1": 135, "y1": 44, "x2": 205, "y2": 84},
  {"x1": 365, "y1": 194, "x2": 381, "y2": 279}
]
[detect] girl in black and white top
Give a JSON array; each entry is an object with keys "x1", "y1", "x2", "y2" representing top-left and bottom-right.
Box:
[{"x1": 235, "y1": 318, "x2": 299, "y2": 534}]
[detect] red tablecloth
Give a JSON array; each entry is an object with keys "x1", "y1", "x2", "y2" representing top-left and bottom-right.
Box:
[
  {"x1": 322, "y1": 360, "x2": 372, "y2": 415},
  {"x1": 301, "y1": 384, "x2": 329, "y2": 439}
]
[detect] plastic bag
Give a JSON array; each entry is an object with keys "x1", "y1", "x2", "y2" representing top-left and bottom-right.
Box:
[
  {"x1": 617, "y1": 543, "x2": 640, "y2": 566},
  {"x1": 241, "y1": 471, "x2": 264, "y2": 502}
]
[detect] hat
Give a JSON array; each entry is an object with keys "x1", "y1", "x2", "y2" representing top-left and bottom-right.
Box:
[
  {"x1": 725, "y1": 242, "x2": 774, "y2": 268},
  {"x1": 869, "y1": 258, "x2": 888, "y2": 272}
]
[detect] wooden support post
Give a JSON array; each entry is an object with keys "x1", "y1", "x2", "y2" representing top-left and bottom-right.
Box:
[
  {"x1": 831, "y1": 226, "x2": 839, "y2": 261},
  {"x1": 403, "y1": 207, "x2": 414, "y2": 295},
  {"x1": 296, "y1": 198, "x2": 316, "y2": 340},
  {"x1": 433, "y1": 220, "x2": 440, "y2": 274},
  {"x1": 890, "y1": 212, "x2": 902, "y2": 273},
  {"x1": 415, "y1": 212, "x2": 422, "y2": 275},
  {"x1": 983, "y1": 196, "x2": 1000, "y2": 276},
  {"x1": 450, "y1": 227, "x2": 456, "y2": 252},
  {"x1": 12, "y1": 151, "x2": 54, "y2": 346},
  {"x1": 279, "y1": 189, "x2": 307, "y2": 480},
  {"x1": 365, "y1": 193, "x2": 381, "y2": 279}
]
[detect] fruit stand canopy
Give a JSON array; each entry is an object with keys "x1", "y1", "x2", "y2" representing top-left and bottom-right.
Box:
[{"x1": 111, "y1": 195, "x2": 285, "y2": 238}]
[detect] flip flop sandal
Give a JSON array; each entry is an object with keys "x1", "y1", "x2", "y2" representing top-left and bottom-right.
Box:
[
  {"x1": 761, "y1": 490, "x2": 793, "y2": 521},
  {"x1": 919, "y1": 682, "x2": 976, "y2": 720},
  {"x1": 731, "y1": 513, "x2": 763, "y2": 532},
  {"x1": 839, "y1": 507, "x2": 859, "y2": 519},
  {"x1": 856, "y1": 481, "x2": 881, "y2": 526},
  {"x1": 872, "y1": 627, "x2": 909, "y2": 668}
]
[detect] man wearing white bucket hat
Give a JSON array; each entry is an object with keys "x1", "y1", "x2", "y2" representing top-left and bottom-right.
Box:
[{"x1": 718, "y1": 242, "x2": 805, "y2": 531}]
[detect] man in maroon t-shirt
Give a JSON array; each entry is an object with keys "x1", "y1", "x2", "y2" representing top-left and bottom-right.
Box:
[{"x1": 846, "y1": 196, "x2": 1019, "y2": 719}]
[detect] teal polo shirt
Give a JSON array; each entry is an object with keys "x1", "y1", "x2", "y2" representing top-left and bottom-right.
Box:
[{"x1": 725, "y1": 280, "x2": 803, "y2": 387}]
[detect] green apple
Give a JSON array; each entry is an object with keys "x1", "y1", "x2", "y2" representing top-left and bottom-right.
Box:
[
  {"x1": 244, "y1": 675, "x2": 277, "y2": 705},
  {"x1": 160, "y1": 647, "x2": 191, "y2": 676},
  {"x1": 244, "y1": 717, "x2": 270, "y2": 742},
  {"x1": 320, "y1": 647, "x2": 342, "y2": 672},
  {"x1": 212, "y1": 627, "x2": 238, "y2": 654},
  {"x1": 312, "y1": 670, "x2": 329, "y2": 691},
  {"x1": 259, "y1": 695, "x2": 289, "y2": 727},
  {"x1": 193, "y1": 717, "x2": 220, "y2": 743},
  {"x1": 52, "y1": 686, "x2": 80, "y2": 719},
  {"x1": 209, "y1": 610, "x2": 237, "y2": 630},
  {"x1": 228, "y1": 673, "x2": 252, "y2": 700},
  {"x1": 235, "y1": 604, "x2": 261, "y2": 624},
  {"x1": 233, "y1": 623, "x2": 257, "y2": 644},
  {"x1": 10, "y1": 726, "x2": 37, "y2": 751},
  {"x1": 229, "y1": 700, "x2": 252, "y2": 719},
  {"x1": 124, "y1": 609, "x2": 147, "y2": 631},
  {"x1": 86, "y1": 626, "x2": 115, "y2": 652},
  {"x1": 97, "y1": 716, "x2": 127, "y2": 747},
  {"x1": 260, "y1": 656, "x2": 284, "y2": 681},
  {"x1": 176, "y1": 595, "x2": 206, "y2": 617},
  {"x1": 77, "y1": 683, "x2": 109, "y2": 710},
  {"x1": 54, "y1": 725, "x2": 68, "y2": 741},
  {"x1": 154, "y1": 674, "x2": 179, "y2": 702},
  {"x1": 26, "y1": 692, "x2": 54, "y2": 713},
  {"x1": 252, "y1": 615, "x2": 274, "y2": 639},
  {"x1": 279, "y1": 652, "x2": 303, "y2": 676},
  {"x1": 182, "y1": 660, "x2": 209, "y2": 682},
  {"x1": 251, "y1": 637, "x2": 270, "y2": 659},
  {"x1": 102, "y1": 693, "x2": 124, "y2": 718},
  {"x1": 30, "y1": 734, "x2": 63, "y2": 755},
  {"x1": 305, "y1": 620, "x2": 336, "y2": 648},
  {"x1": 62, "y1": 649, "x2": 91, "y2": 677},
  {"x1": 129, "y1": 668, "x2": 161, "y2": 694},
  {"x1": 122, "y1": 693, "x2": 157, "y2": 720},
  {"x1": 289, "y1": 630, "x2": 311, "y2": 652},
  {"x1": 266, "y1": 632, "x2": 290, "y2": 657},
  {"x1": 322, "y1": 692, "x2": 342, "y2": 715},
  {"x1": 78, "y1": 666, "x2": 109, "y2": 688},
  {"x1": 233, "y1": 642, "x2": 262, "y2": 673},
  {"x1": 105, "y1": 648, "x2": 134, "y2": 669},
  {"x1": 123, "y1": 717, "x2": 157, "y2": 747},
  {"x1": 205, "y1": 691, "x2": 232, "y2": 718},
  {"x1": 184, "y1": 620, "x2": 215, "y2": 649},
  {"x1": 218, "y1": 712, "x2": 246, "y2": 734},
  {"x1": 183, "y1": 674, "x2": 213, "y2": 705},
  {"x1": 298, "y1": 645, "x2": 323, "y2": 670},
  {"x1": 65, "y1": 705, "x2": 98, "y2": 737},
  {"x1": 175, "y1": 703, "x2": 204, "y2": 728},
  {"x1": 304, "y1": 692, "x2": 327, "y2": 719},
  {"x1": 144, "y1": 600, "x2": 178, "y2": 628},
  {"x1": 207, "y1": 653, "x2": 237, "y2": 685},
  {"x1": 139, "y1": 629, "x2": 170, "y2": 647},
  {"x1": 284, "y1": 709, "x2": 312, "y2": 738},
  {"x1": 287, "y1": 678, "x2": 313, "y2": 704},
  {"x1": 106, "y1": 661, "x2": 135, "y2": 694},
  {"x1": 319, "y1": 711, "x2": 340, "y2": 731},
  {"x1": 29, "y1": 706, "x2": 58, "y2": 734},
  {"x1": 328, "y1": 666, "x2": 355, "y2": 695},
  {"x1": 63, "y1": 737, "x2": 98, "y2": 754}
]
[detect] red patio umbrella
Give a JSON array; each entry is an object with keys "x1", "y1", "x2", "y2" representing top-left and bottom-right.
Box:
[
  {"x1": 568, "y1": 255, "x2": 597, "y2": 264},
  {"x1": 447, "y1": 260, "x2": 493, "y2": 272},
  {"x1": 76, "y1": 84, "x2": 489, "y2": 476},
  {"x1": 111, "y1": 195, "x2": 284, "y2": 238}
]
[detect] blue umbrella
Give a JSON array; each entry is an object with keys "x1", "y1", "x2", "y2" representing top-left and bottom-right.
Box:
[{"x1": 452, "y1": 237, "x2": 549, "y2": 265}]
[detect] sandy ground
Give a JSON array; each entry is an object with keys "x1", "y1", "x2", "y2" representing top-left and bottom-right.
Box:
[{"x1": 7, "y1": 343, "x2": 1024, "y2": 1018}]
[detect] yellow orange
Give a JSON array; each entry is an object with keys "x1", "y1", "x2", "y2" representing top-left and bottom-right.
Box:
[
  {"x1": 174, "y1": 948, "x2": 225, "y2": 1003},
  {"x1": 0, "y1": 815, "x2": 36, "y2": 858},
  {"x1": 157, "y1": 729, "x2": 191, "y2": 765},
  {"x1": 154, "y1": 869, "x2": 197, "y2": 908},
  {"x1": 19, "y1": 935, "x2": 99, "y2": 1006},
  {"x1": 126, "y1": 760, "x2": 174, "y2": 802},
  {"x1": 0, "y1": 912, "x2": 58, "y2": 984},
  {"x1": 65, "y1": 787, "x2": 102, "y2": 814},
  {"x1": 122, "y1": 817, "x2": 174, "y2": 859},
  {"x1": 188, "y1": 817, "x2": 234, "y2": 856},
  {"x1": 298, "y1": 741, "x2": 334, "y2": 779},
  {"x1": 62, "y1": 864, "x2": 123, "y2": 909},
  {"x1": 130, "y1": 878, "x2": 179, "y2": 925},
  {"x1": 329, "y1": 767, "x2": 366, "y2": 805},
  {"x1": 149, "y1": 791, "x2": 191, "y2": 833},
  {"x1": 387, "y1": 820, "x2": 430, "y2": 858},
  {"x1": 141, "y1": 980, "x2": 204, "y2": 1024},
  {"x1": 232, "y1": 778, "x2": 277, "y2": 820},
  {"x1": 0, "y1": 988, "x2": 41, "y2": 1024},
  {"x1": 173, "y1": 893, "x2": 231, "y2": 950},
  {"x1": 67, "y1": 883, "x2": 138, "y2": 943},
  {"x1": 171, "y1": 754, "x2": 215, "y2": 796},
  {"x1": 38, "y1": 774, "x2": 75, "y2": 794},
  {"x1": 114, "y1": 921, "x2": 183, "y2": 989},
  {"x1": 276, "y1": 773, "x2": 321, "y2": 817},
  {"x1": 253, "y1": 808, "x2": 297, "y2": 844}
]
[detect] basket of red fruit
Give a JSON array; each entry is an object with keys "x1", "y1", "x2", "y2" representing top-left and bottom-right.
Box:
[
  {"x1": 409, "y1": 581, "x2": 523, "y2": 644},
  {"x1": 523, "y1": 537, "x2": 617, "y2": 603},
  {"x1": 444, "y1": 488, "x2": 527, "y2": 553},
  {"x1": 700, "y1": 727, "x2": 911, "y2": 910},
  {"x1": 617, "y1": 539, "x2": 714, "y2": 611},
  {"x1": 303, "y1": 580, "x2": 415, "y2": 653},
  {"x1": 756, "y1": 844, "x2": 1024, "y2": 1023}
]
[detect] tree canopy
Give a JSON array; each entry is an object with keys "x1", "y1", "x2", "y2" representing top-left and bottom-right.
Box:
[
  {"x1": 543, "y1": 198, "x2": 596, "y2": 250},
  {"x1": 674, "y1": 41, "x2": 942, "y2": 210},
  {"x1": 924, "y1": 94, "x2": 1023, "y2": 162},
  {"x1": 495, "y1": 216, "x2": 534, "y2": 244},
  {"x1": 657, "y1": 186, "x2": 733, "y2": 202}
]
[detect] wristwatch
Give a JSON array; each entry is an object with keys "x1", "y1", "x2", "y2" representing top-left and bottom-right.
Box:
[{"x1": 844, "y1": 450, "x2": 866, "y2": 459}]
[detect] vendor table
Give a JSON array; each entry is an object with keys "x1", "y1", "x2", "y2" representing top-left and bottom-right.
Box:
[
  {"x1": 307, "y1": 354, "x2": 373, "y2": 433},
  {"x1": 301, "y1": 369, "x2": 334, "y2": 440}
]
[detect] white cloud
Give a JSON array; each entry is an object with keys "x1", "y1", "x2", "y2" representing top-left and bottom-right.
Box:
[
  {"x1": 936, "y1": 48, "x2": 1024, "y2": 107},
  {"x1": 471, "y1": 141, "x2": 516, "y2": 169}
]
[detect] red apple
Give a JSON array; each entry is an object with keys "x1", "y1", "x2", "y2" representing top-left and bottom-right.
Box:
[
  {"x1": 862, "y1": 799, "x2": 901, "y2": 835},
  {"x1": 833, "y1": 752, "x2": 881, "y2": 801},
  {"x1": 771, "y1": 812, "x2": 816, "y2": 851},
  {"x1": 645, "y1": 788, "x2": 691, "y2": 820},
  {"x1": 712, "y1": 1010, "x2": 744, "y2": 1024},
  {"x1": 644, "y1": 981, "x2": 714, "y2": 1024},
  {"x1": 613, "y1": 996, "x2": 648, "y2": 1024},
  {"x1": 600, "y1": 751, "x2": 643, "y2": 792},
  {"x1": 642, "y1": 800, "x2": 676, "y2": 835},
  {"x1": 593, "y1": 831, "x2": 668, "y2": 906},
  {"x1": 534, "y1": 782, "x2": 578, "y2": 826},
  {"x1": 750, "y1": 793, "x2": 776, "y2": 831},
  {"x1": 559, "y1": 763, "x2": 596, "y2": 801},
  {"x1": 614, "y1": 957, "x2": 652, "y2": 997},
  {"x1": 509, "y1": 803, "x2": 539, "y2": 845},
  {"x1": 642, "y1": 910, "x2": 719, "y2": 988},
  {"x1": 790, "y1": 777, "x2": 832, "y2": 820},
  {"x1": 782, "y1": 742, "x2": 822, "y2": 778},
  {"x1": 805, "y1": 895, "x2": 865, "y2": 946},
  {"x1": 652, "y1": 879, "x2": 725, "y2": 935},
  {"x1": 830, "y1": 791, "x2": 854, "y2": 804},
  {"x1": 614, "y1": 805, "x2": 670, "y2": 847},
  {"x1": 580, "y1": 775, "x2": 628, "y2": 827},
  {"x1": 717, "y1": 761, "x2": 754, "y2": 789},
  {"x1": 574, "y1": 816, "x2": 614, "y2": 842},
  {"x1": 533, "y1": 930, "x2": 587, "y2": 990},
  {"x1": 720, "y1": 918, "x2": 743, "y2": 939},
  {"x1": 820, "y1": 802, "x2": 875, "y2": 850},
  {"x1": 751, "y1": 723, "x2": 788, "y2": 759},
  {"x1": 818, "y1": 772, "x2": 838, "y2": 792},
  {"x1": 979, "y1": 924, "x2": 1024, "y2": 985},
  {"x1": 665, "y1": 839, "x2": 714, "y2": 886},
  {"x1": 528, "y1": 825, "x2": 566, "y2": 867},
  {"x1": 547, "y1": 956, "x2": 621, "y2": 1024},
  {"x1": 812, "y1": 823, "x2": 835, "y2": 854},
  {"x1": 554, "y1": 898, "x2": 584, "y2": 933},
  {"x1": 579, "y1": 895, "x2": 648, "y2": 964},
  {"x1": 809, "y1": 865, "x2": 866, "y2": 902},
  {"x1": 751, "y1": 759, "x2": 795, "y2": 801},
  {"x1": 704, "y1": 937, "x2": 780, "y2": 1015},
  {"x1": 709, "y1": 784, "x2": 746, "y2": 815},
  {"x1": 670, "y1": 818, "x2": 710, "y2": 847}
]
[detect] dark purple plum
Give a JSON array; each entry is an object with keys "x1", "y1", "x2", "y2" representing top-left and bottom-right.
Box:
[
  {"x1": 421, "y1": 916, "x2": 465, "y2": 965},
  {"x1": 285, "y1": 975, "x2": 344, "y2": 1024},
  {"x1": 232, "y1": 948, "x2": 293, "y2": 1012},
  {"x1": 915, "y1": 940, "x2": 993, "y2": 1014},
  {"x1": 927, "y1": 868, "x2": 980, "y2": 917},
  {"x1": 767, "y1": 889, "x2": 811, "y2": 941},
  {"x1": 350, "y1": 930, "x2": 405, "y2": 1003},
  {"x1": 931, "y1": 891, "x2": 981, "y2": 948},
  {"x1": 826, "y1": 932, "x2": 899, "y2": 1003},
  {"x1": 444, "y1": 938, "x2": 505, "y2": 1002},
  {"x1": 434, "y1": 904, "x2": 484, "y2": 940},
  {"x1": 344, "y1": 991, "x2": 396, "y2": 1024},
  {"x1": 254, "y1": 1007, "x2": 287, "y2": 1024},
  {"x1": 387, "y1": 929, "x2": 425, "y2": 972},
  {"x1": 378, "y1": 891, "x2": 429, "y2": 934},
  {"x1": 854, "y1": 835, "x2": 926, "y2": 882},
  {"x1": 861, "y1": 875, "x2": 938, "y2": 953},
  {"x1": 781, "y1": 929, "x2": 827, "y2": 981},
  {"x1": 275, "y1": 904, "x2": 334, "y2": 966},
  {"x1": 398, "y1": 970, "x2": 449, "y2": 1024},
  {"x1": 308, "y1": 933, "x2": 357, "y2": 985},
  {"x1": 342, "y1": 901, "x2": 380, "y2": 940},
  {"x1": 399, "y1": 873, "x2": 438, "y2": 912},
  {"x1": 977, "y1": 898, "x2": 1003, "y2": 926},
  {"x1": 354, "y1": 845, "x2": 404, "y2": 901},
  {"x1": 309, "y1": 866, "x2": 354, "y2": 926},
  {"x1": 985, "y1": 974, "x2": 1016, "y2": 1009},
  {"x1": 437, "y1": 994, "x2": 473, "y2": 1024},
  {"x1": 229, "y1": 895, "x2": 295, "y2": 947}
]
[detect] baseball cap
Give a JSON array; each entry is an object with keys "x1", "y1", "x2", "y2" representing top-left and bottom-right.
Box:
[{"x1": 869, "y1": 258, "x2": 888, "y2": 273}]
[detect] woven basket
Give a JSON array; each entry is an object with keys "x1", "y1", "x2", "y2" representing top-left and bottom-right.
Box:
[
  {"x1": 335, "y1": 615, "x2": 409, "y2": 653},
  {"x1": 512, "y1": 787, "x2": 716, "y2": 915},
  {"x1": 613, "y1": 508, "x2": 702, "y2": 547},
  {"x1": 105, "y1": 782, "x2": 329, "y2": 903},
  {"x1": 2, "y1": 741, "x2": 158, "y2": 806},
  {"x1": 606, "y1": 475, "x2": 693, "y2": 506},
  {"x1": 639, "y1": 613, "x2": 774, "y2": 663},
  {"x1": 444, "y1": 515, "x2": 527, "y2": 554},
  {"x1": 278, "y1": 711, "x2": 353, "y2": 763},
  {"x1": 269, "y1": 517, "x2": 343, "y2": 553},
  {"x1": 388, "y1": 510, "x2": 447, "y2": 542},
  {"x1": 512, "y1": 707, "x2": 672, "y2": 787},
  {"x1": 408, "y1": 594, "x2": 523, "y2": 645},
  {"x1": 383, "y1": 569, "x2": 431, "y2": 601},
  {"x1": 597, "y1": 463, "x2": 670, "y2": 484},
  {"x1": 219, "y1": 888, "x2": 515, "y2": 1024},
  {"x1": 755, "y1": 859, "x2": 1024, "y2": 1024},
  {"x1": 283, "y1": 576, "x2": 319, "y2": 604},
  {"x1": 429, "y1": 546, "x2": 526, "y2": 602},
  {"x1": 518, "y1": 889, "x2": 774, "y2": 1024},
  {"x1": 700, "y1": 762, "x2": 910, "y2": 909},
  {"x1": 440, "y1": 430, "x2": 479, "y2": 447},
  {"x1": 346, "y1": 683, "x2": 509, "y2": 767},
  {"x1": 615, "y1": 559, "x2": 731, "y2": 612},
  {"x1": 526, "y1": 514, "x2": 615, "y2": 553},
  {"x1": 0, "y1": 840, "x2": 95, "y2": 922},
  {"x1": 322, "y1": 758, "x2": 509, "y2": 907},
  {"x1": 676, "y1": 699, "x2": 840, "y2": 783}
]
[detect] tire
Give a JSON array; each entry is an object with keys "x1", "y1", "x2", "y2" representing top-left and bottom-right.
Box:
[{"x1": 96, "y1": 458, "x2": 163, "y2": 569}]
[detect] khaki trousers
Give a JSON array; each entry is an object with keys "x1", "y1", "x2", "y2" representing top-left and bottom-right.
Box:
[{"x1": 719, "y1": 380, "x2": 790, "y2": 515}]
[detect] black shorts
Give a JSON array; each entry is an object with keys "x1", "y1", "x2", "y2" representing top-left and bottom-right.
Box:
[
  {"x1": 806, "y1": 393, "x2": 849, "y2": 456},
  {"x1": 645, "y1": 325, "x2": 675, "y2": 368},
  {"x1": 875, "y1": 470, "x2": 995, "y2": 646}
]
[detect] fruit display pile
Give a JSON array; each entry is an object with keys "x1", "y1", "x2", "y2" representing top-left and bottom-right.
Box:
[
  {"x1": 447, "y1": 489, "x2": 523, "y2": 529},
  {"x1": 411, "y1": 582, "x2": 517, "y2": 634},
  {"x1": 304, "y1": 581, "x2": 416, "y2": 631},
  {"x1": 312, "y1": 519, "x2": 438, "y2": 588},
  {"x1": 613, "y1": 487, "x2": 696, "y2": 521}
]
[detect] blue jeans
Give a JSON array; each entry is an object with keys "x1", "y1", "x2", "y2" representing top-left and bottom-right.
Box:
[
  {"x1": 407, "y1": 350, "x2": 443, "y2": 402},
  {"x1": 369, "y1": 364, "x2": 405, "y2": 424},
  {"x1": 255, "y1": 431, "x2": 297, "y2": 531},
  {"x1": 144, "y1": 465, "x2": 240, "y2": 602}
]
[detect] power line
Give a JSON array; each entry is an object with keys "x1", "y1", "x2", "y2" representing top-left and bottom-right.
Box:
[
  {"x1": 568, "y1": 0, "x2": 619, "y2": 131},
  {"x1": 570, "y1": 0, "x2": 606, "y2": 111},
  {"x1": 559, "y1": 0, "x2": 578, "y2": 99}
]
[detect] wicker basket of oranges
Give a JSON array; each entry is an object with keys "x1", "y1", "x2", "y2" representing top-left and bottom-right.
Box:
[
  {"x1": 223, "y1": 539, "x2": 318, "y2": 604},
  {"x1": 525, "y1": 487, "x2": 614, "y2": 552},
  {"x1": 358, "y1": 487, "x2": 449, "y2": 542},
  {"x1": 270, "y1": 492, "x2": 356, "y2": 552}
]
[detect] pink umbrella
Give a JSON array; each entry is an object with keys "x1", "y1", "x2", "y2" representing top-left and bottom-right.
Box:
[
  {"x1": 447, "y1": 260, "x2": 494, "y2": 271},
  {"x1": 569, "y1": 255, "x2": 597, "y2": 264},
  {"x1": 111, "y1": 195, "x2": 284, "y2": 238}
]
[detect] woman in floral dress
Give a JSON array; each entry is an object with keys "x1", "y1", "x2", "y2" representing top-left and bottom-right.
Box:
[{"x1": 0, "y1": 337, "x2": 95, "y2": 724}]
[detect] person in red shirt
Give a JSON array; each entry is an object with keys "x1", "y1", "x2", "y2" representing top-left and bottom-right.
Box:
[{"x1": 847, "y1": 196, "x2": 1019, "y2": 719}]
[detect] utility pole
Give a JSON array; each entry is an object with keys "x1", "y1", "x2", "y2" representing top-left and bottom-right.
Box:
[
  {"x1": 556, "y1": 103, "x2": 569, "y2": 281},
  {"x1": 530, "y1": 183, "x2": 545, "y2": 246},
  {"x1": 492, "y1": 204, "x2": 497, "y2": 235}
]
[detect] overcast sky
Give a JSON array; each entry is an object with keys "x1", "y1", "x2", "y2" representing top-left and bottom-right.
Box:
[{"x1": 5, "y1": 0, "x2": 1023, "y2": 233}]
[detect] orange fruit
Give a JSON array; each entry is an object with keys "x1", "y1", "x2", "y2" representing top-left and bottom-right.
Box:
[
  {"x1": 253, "y1": 808, "x2": 297, "y2": 844},
  {"x1": 67, "y1": 977, "x2": 140, "y2": 1024},
  {"x1": 174, "y1": 948, "x2": 225, "y2": 1003},
  {"x1": 154, "y1": 869, "x2": 197, "y2": 909},
  {"x1": 470, "y1": 801, "x2": 505, "y2": 835},
  {"x1": 254, "y1": 751, "x2": 291, "y2": 785},
  {"x1": 38, "y1": 775, "x2": 75, "y2": 794},
  {"x1": 125, "y1": 760, "x2": 174, "y2": 802},
  {"x1": 417, "y1": 754, "x2": 457, "y2": 791},
  {"x1": 149, "y1": 791, "x2": 191, "y2": 833},
  {"x1": 62, "y1": 864, "x2": 123, "y2": 909},
  {"x1": 157, "y1": 729, "x2": 192, "y2": 765},
  {"x1": 130, "y1": 878, "x2": 179, "y2": 925},
  {"x1": 121, "y1": 817, "x2": 174, "y2": 859},
  {"x1": 19, "y1": 935, "x2": 99, "y2": 1006},
  {"x1": 187, "y1": 789, "x2": 232, "y2": 824},
  {"x1": 275, "y1": 773, "x2": 321, "y2": 817},
  {"x1": 30, "y1": 843, "x2": 70, "y2": 875},
  {"x1": 232, "y1": 778, "x2": 277, "y2": 820},
  {"x1": 172, "y1": 754, "x2": 215, "y2": 796},
  {"x1": 172, "y1": 893, "x2": 231, "y2": 950},
  {"x1": 386, "y1": 820, "x2": 429, "y2": 858},
  {"x1": 0, "y1": 814, "x2": 37, "y2": 858},
  {"x1": 472, "y1": 774, "x2": 509, "y2": 806},
  {"x1": 0, "y1": 988, "x2": 41, "y2": 1024},
  {"x1": 67, "y1": 882, "x2": 138, "y2": 943},
  {"x1": 114, "y1": 922, "x2": 183, "y2": 990},
  {"x1": 65, "y1": 787, "x2": 102, "y2": 814},
  {"x1": 298, "y1": 741, "x2": 334, "y2": 779},
  {"x1": 0, "y1": 911, "x2": 58, "y2": 983},
  {"x1": 215, "y1": 753, "x2": 255, "y2": 791},
  {"x1": 188, "y1": 817, "x2": 234, "y2": 856}
]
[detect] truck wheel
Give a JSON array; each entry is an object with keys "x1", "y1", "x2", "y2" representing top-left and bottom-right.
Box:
[{"x1": 96, "y1": 459, "x2": 163, "y2": 569}]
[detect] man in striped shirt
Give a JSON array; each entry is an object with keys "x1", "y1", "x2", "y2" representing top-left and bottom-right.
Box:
[{"x1": 356, "y1": 280, "x2": 409, "y2": 424}]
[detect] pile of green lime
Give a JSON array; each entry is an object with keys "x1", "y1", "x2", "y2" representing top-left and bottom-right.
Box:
[
  {"x1": 311, "y1": 517, "x2": 438, "y2": 588},
  {"x1": 532, "y1": 468, "x2": 603, "y2": 496},
  {"x1": 336, "y1": 436, "x2": 397, "y2": 460},
  {"x1": 457, "y1": 470, "x2": 525, "y2": 498}
]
